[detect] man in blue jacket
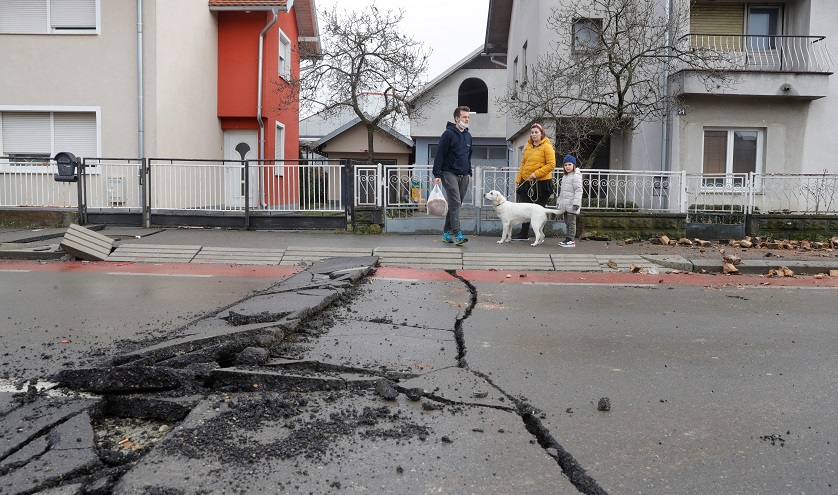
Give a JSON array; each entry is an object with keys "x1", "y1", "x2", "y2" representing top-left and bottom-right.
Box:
[{"x1": 433, "y1": 106, "x2": 472, "y2": 245}]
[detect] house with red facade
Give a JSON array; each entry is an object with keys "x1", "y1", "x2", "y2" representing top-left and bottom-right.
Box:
[{"x1": 1, "y1": 0, "x2": 320, "y2": 222}]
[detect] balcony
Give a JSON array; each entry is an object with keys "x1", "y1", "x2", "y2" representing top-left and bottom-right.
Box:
[{"x1": 671, "y1": 34, "x2": 835, "y2": 100}]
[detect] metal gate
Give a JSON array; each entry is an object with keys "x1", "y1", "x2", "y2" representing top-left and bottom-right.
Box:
[{"x1": 684, "y1": 173, "x2": 748, "y2": 239}]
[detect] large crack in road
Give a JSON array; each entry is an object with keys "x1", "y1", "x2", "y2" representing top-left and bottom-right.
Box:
[
  {"x1": 447, "y1": 269, "x2": 609, "y2": 495},
  {"x1": 2, "y1": 259, "x2": 607, "y2": 493}
]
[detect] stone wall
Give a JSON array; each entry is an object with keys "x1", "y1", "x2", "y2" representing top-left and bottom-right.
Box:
[
  {"x1": 578, "y1": 212, "x2": 687, "y2": 240},
  {"x1": 0, "y1": 209, "x2": 79, "y2": 228},
  {"x1": 748, "y1": 214, "x2": 838, "y2": 240}
]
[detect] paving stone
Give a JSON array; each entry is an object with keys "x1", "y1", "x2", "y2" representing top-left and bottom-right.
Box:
[
  {"x1": 192, "y1": 246, "x2": 285, "y2": 265},
  {"x1": 59, "y1": 224, "x2": 114, "y2": 261},
  {"x1": 107, "y1": 243, "x2": 201, "y2": 263}
]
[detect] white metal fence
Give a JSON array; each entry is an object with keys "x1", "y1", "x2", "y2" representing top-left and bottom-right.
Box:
[
  {"x1": 147, "y1": 159, "x2": 344, "y2": 212},
  {"x1": 2, "y1": 157, "x2": 837, "y2": 223},
  {"x1": 686, "y1": 34, "x2": 835, "y2": 73}
]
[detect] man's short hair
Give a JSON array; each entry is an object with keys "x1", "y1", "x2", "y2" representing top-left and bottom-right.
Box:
[{"x1": 454, "y1": 106, "x2": 470, "y2": 118}]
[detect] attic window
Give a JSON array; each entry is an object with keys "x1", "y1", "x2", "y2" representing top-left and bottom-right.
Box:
[{"x1": 458, "y1": 78, "x2": 488, "y2": 114}]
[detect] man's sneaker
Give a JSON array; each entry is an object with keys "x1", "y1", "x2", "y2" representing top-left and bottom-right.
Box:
[
  {"x1": 559, "y1": 239, "x2": 576, "y2": 248},
  {"x1": 455, "y1": 232, "x2": 468, "y2": 245},
  {"x1": 511, "y1": 232, "x2": 529, "y2": 241},
  {"x1": 442, "y1": 232, "x2": 454, "y2": 243}
]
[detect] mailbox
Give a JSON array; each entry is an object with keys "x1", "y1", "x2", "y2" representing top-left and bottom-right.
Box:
[{"x1": 54, "y1": 152, "x2": 79, "y2": 182}]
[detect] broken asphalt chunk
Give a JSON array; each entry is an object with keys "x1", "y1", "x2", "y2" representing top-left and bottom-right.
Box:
[
  {"x1": 374, "y1": 379, "x2": 399, "y2": 400},
  {"x1": 54, "y1": 367, "x2": 183, "y2": 393}
]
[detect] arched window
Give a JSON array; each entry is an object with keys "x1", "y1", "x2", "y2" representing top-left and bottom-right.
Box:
[{"x1": 458, "y1": 78, "x2": 488, "y2": 114}]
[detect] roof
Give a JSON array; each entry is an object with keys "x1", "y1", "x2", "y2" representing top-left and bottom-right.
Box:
[
  {"x1": 408, "y1": 46, "x2": 486, "y2": 103},
  {"x1": 209, "y1": 0, "x2": 320, "y2": 56},
  {"x1": 208, "y1": 0, "x2": 290, "y2": 10},
  {"x1": 485, "y1": 0, "x2": 513, "y2": 54},
  {"x1": 304, "y1": 113, "x2": 414, "y2": 150}
]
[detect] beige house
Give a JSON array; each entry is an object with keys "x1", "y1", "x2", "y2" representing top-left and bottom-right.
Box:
[{"x1": 486, "y1": 0, "x2": 837, "y2": 176}]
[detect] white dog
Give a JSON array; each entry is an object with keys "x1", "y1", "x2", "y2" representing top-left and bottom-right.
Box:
[{"x1": 484, "y1": 190, "x2": 564, "y2": 246}]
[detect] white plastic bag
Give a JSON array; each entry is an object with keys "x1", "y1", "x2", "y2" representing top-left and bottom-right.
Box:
[{"x1": 426, "y1": 184, "x2": 448, "y2": 217}]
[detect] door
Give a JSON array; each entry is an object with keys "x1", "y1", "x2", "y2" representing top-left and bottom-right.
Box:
[
  {"x1": 224, "y1": 130, "x2": 258, "y2": 208},
  {"x1": 747, "y1": 6, "x2": 782, "y2": 69}
]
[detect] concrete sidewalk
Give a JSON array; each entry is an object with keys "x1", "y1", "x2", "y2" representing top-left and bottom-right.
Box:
[{"x1": 1, "y1": 225, "x2": 837, "y2": 275}]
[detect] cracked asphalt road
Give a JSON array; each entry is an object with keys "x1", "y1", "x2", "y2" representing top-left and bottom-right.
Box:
[{"x1": 1, "y1": 260, "x2": 837, "y2": 494}]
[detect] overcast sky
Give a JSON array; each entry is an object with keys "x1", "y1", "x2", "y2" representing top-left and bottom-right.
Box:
[{"x1": 314, "y1": 0, "x2": 491, "y2": 81}]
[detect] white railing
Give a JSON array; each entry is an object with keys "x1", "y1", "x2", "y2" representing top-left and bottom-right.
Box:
[
  {"x1": 148, "y1": 159, "x2": 344, "y2": 212},
  {"x1": 752, "y1": 173, "x2": 838, "y2": 214},
  {"x1": 3, "y1": 158, "x2": 838, "y2": 219},
  {"x1": 686, "y1": 34, "x2": 835, "y2": 73},
  {"x1": 0, "y1": 157, "x2": 78, "y2": 207},
  {"x1": 582, "y1": 170, "x2": 683, "y2": 211},
  {"x1": 84, "y1": 158, "x2": 143, "y2": 210}
]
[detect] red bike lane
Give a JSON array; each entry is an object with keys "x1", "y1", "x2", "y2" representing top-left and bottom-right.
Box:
[{"x1": 3, "y1": 260, "x2": 837, "y2": 288}]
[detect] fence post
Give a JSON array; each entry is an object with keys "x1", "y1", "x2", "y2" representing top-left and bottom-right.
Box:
[
  {"x1": 680, "y1": 170, "x2": 688, "y2": 214},
  {"x1": 341, "y1": 159, "x2": 353, "y2": 230},
  {"x1": 141, "y1": 158, "x2": 150, "y2": 228},
  {"x1": 77, "y1": 158, "x2": 87, "y2": 225},
  {"x1": 376, "y1": 162, "x2": 383, "y2": 208},
  {"x1": 244, "y1": 159, "x2": 251, "y2": 230}
]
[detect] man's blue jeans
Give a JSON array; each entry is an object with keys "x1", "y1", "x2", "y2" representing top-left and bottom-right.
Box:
[{"x1": 441, "y1": 171, "x2": 470, "y2": 233}]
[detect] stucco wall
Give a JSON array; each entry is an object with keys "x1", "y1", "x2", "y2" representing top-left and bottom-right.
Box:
[
  {"x1": 153, "y1": 1, "x2": 221, "y2": 159},
  {"x1": 0, "y1": 0, "x2": 138, "y2": 157},
  {"x1": 673, "y1": 96, "x2": 809, "y2": 175}
]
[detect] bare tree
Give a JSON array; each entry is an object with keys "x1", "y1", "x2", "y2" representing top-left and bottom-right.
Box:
[
  {"x1": 499, "y1": 0, "x2": 734, "y2": 167},
  {"x1": 289, "y1": 4, "x2": 432, "y2": 164}
]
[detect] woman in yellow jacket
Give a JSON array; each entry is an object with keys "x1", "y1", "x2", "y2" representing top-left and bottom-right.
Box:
[{"x1": 512, "y1": 122, "x2": 557, "y2": 240}]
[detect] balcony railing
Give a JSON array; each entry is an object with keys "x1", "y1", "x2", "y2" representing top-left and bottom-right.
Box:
[{"x1": 686, "y1": 34, "x2": 835, "y2": 73}]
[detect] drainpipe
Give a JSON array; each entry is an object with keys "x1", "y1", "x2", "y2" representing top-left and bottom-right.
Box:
[
  {"x1": 488, "y1": 53, "x2": 507, "y2": 68},
  {"x1": 137, "y1": 0, "x2": 144, "y2": 159},
  {"x1": 137, "y1": 0, "x2": 149, "y2": 227},
  {"x1": 661, "y1": 0, "x2": 672, "y2": 172},
  {"x1": 257, "y1": 8, "x2": 279, "y2": 162}
]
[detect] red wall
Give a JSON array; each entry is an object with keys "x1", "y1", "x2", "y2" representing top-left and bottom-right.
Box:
[{"x1": 217, "y1": 9, "x2": 300, "y2": 163}]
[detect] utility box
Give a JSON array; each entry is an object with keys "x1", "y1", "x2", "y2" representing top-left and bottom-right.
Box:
[{"x1": 54, "y1": 152, "x2": 79, "y2": 182}]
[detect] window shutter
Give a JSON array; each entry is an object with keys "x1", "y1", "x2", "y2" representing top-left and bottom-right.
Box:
[
  {"x1": 690, "y1": 4, "x2": 744, "y2": 35},
  {"x1": 1, "y1": 113, "x2": 51, "y2": 155},
  {"x1": 54, "y1": 113, "x2": 97, "y2": 158},
  {"x1": 50, "y1": 0, "x2": 96, "y2": 29},
  {"x1": 0, "y1": 0, "x2": 48, "y2": 34}
]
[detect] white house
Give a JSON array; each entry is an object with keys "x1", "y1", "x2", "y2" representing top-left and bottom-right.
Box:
[
  {"x1": 409, "y1": 46, "x2": 509, "y2": 169},
  {"x1": 486, "y1": 0, "x2": 837, "y2": 177}
]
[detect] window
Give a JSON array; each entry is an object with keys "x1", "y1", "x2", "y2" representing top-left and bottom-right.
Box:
[
  {"x1": 0, "y1": 0, "x2": 98, "y2": 34},
  {"x1": 573, "y1": 18, "x2": 602, "y2": 52},
  {"x1": 278, "y1": 30, "x2": 291, "y2": 80},
  {"x1": 274, "y1": 121, "x2": 285, "y2": 175},
  {"x1": 747, "y1": 6, "x2": 782, "y2": 50},
  {"x1": 512, "y1": 57, "x2": 519, "y2": 97},
  {"x1": 702, "y1": 128, "x2": 762, "y2": 188},
  {"x1": 521, "y1": 41, "x2": 528, "y2": 86},
  {"x1": 458, "y1": 78, "x2": 488, "y2": 114},
  {"x1": 430, "y1": 144, "x2": 506, "y2": 169},
  {"x1": 1, "y1": 111, "x2": 98, "y2": 170}
]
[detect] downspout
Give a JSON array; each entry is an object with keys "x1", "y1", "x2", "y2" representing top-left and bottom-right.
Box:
[
  {"x1": 488, "y1": 53, "x2": 507, "y2": 68},
  {"x1": 137, "y1": 0, "x2": 143, "y2": 159},
  {"x1": 661, "y1": 0, "x2": 671, "y2": 172},
  {"x1": 257, "y1": 8, "x2": 279, "y2": 162},
  {"x1": 138, "y1": 0, "x2": 149, "y2": 227}
]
